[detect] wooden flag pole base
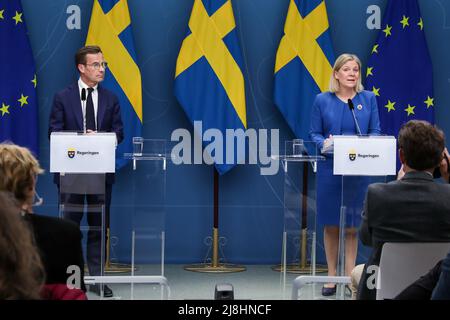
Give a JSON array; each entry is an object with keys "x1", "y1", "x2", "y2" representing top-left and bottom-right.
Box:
[{"x1": 184, "y1": 228, "x2": 246, "y2": 273}]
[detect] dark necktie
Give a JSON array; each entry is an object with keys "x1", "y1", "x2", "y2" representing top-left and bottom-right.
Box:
[{"x1": 85, "y1": 87, "x2": 96, "y2": 131}]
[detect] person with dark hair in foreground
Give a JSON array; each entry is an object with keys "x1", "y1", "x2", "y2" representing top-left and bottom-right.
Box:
[
  {"x1": 395, "y1": 146, "x2": 450, "y2": 300},
  {"x1": 356, "y1": 120, "x2": 450, "y2": 299}
]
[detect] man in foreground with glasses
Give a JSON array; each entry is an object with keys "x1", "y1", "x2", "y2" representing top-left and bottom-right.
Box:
[{"x1": 48, "y1": 45, "x2": 124, "y2": 298}]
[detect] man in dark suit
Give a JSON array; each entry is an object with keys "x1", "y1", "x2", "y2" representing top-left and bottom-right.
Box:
[
  {"x1": 357, "y1": 120, "x2": 450, "y2": 299},
  {"x1": 48, "y1": 45, "x2": 124, "y2": 297}
]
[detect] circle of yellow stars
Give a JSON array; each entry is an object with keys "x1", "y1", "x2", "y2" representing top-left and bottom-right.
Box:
[
  {"x1": 0, "y1": 8, "x2": 35, "y2": 119},
  {"x1": 366, "y1": 15, "x2": 432, "y2": 117}
]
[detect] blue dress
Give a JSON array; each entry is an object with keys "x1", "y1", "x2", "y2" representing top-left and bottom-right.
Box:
[{"x1": 309, "y1": 91, "x2": 381, "y2": 226}]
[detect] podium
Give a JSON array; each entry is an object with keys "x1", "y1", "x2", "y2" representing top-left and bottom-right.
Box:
[
  {"x1": 334, "y1": 135, "x2": 396, "y2": 299},
  {"x1": 121, "y1": 138, "x2": 167, "y2": 299},
  {"x1": 123, "y1": 138, "x2": 166, "y2": 273},
  {"x1": 290, "y1": 135, "x2": 396, "y2": 300},
  {"x1": 276, "y1": 140, "x2": 325, "y2": 298},
  {"x1": 50, "y1": 132, "x2": 116, "y2": 296}
]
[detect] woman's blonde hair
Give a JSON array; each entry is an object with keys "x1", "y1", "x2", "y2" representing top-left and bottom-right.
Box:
[
  {"x1": 329, "y1": 53, "x2": 364, "y2": 93},
  {"x1": 0, "y1": 143, "x2": 44, "y2": 204}
]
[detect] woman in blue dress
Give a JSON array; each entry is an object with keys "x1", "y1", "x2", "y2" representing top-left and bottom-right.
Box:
[{"x1": 309, "y1": 53, "x2": 381, "y2": 296}]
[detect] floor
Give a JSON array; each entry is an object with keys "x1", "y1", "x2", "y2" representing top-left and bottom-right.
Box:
[{"x1": 85, "y1": 264, "x2": 352, "y2": 300}]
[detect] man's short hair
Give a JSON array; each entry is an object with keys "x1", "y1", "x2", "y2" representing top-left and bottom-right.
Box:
[
  {"x1": 398, "y1": 120, "x2": 445, "y2": 170},
  {"x1": 75, "y1": 45, "x2": 102, "y2": 69}
]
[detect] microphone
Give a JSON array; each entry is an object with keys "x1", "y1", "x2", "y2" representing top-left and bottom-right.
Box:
[
  {"x1": 348, "y1": 98, "x2": 362, "y2": 135},
  {"x1": 81, "y1": 88, "x2": 87, "y2": 134}
]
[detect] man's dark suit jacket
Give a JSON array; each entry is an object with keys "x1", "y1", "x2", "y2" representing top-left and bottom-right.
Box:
[
  {"x1": 24, "y1": 213, "x2": 86, "y2": 291},
  {"x1": 357, "y1": 171, "x2": 450, "y2": 299},
  {"x1": 48, "y1": 82, "x2": 124, "y2": 184}
]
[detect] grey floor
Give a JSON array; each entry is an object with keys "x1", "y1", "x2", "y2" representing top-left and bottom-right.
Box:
[{"x1": 86, "y1": 264, "x2": 351, "y2": 300}]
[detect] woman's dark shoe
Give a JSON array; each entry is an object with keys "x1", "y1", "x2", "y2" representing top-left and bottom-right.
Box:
[{"x1": 321, "y1": 284, "x2": 337, "y2": 296}]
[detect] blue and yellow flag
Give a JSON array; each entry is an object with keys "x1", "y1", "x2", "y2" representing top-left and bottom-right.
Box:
[
  {"x1": 0, "y1": 0, "x2": 39, "y2": 156},
  {"x1": 274, "y1": 0, "x2": 335, "y2": 140},
  {"x1": 86, "y1": 0, "x2": 142, "y2": 168},
  {"x1": 174, "y1": 0, "x2": 247, "y2": 175},
  {"x1": 365, "y1": 0, "x2": 433, "y2": 137}
]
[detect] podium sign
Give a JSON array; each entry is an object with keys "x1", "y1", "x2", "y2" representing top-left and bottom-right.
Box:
[
  {"x1": 333, "y1": 135, "x2": 396, "y2": 176},
  {"x1": 50, "y1": 132, "x2": 116, "y2": 173}
]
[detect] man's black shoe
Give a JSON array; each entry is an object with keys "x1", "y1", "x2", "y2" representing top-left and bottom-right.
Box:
[{"x1": 89, "y1": 284, "x2": 113, "y2": 298}]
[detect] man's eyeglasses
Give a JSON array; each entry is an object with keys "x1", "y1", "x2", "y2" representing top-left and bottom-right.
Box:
[{"x1": 84, "y1": 61, "x2": 108, "y2": 70}]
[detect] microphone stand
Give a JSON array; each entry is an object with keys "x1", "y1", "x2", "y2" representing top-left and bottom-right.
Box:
[
  {"x1": 81, "y1": 88, "x2": 87, "y2": 134},
  {"x1": 348, "y1": 99, "x2": 362, "y2": 135}
]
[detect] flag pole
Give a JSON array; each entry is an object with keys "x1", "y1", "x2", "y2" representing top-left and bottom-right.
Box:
[{"x1": 184, "y1": 168, "x2": 246, "y2": 273}]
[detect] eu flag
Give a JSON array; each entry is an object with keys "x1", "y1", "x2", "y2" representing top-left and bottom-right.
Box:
[
  {"x1": 86, "y1": 0, "x2": 142, "y2": 169},
  {"x1": 274, "y1": 0, "x2": 335, "y2": 140},
  {"x1": 365, "y1": 0, "x2": 433, "y2": 138},
  {"x1": 0, "y1": 0, "x2": 39, "y2": 156},
  {"x1": 174, "y1": 0, "x2": 247, "y2": 175}
]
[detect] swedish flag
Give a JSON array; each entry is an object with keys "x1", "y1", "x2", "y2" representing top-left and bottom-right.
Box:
[
  {"x1": 274, "y1": 0, "x2": 335, "y2": 140},
  {"x1": 0, "y1": 0, "x2": 39, "y2": 156},
  {"x1": 86, "y1": 0, "x2": 142, "y2": 168},
  {"x1": 175, "y1": 0, "x2": 247, "y2": 175},
  {"x1": 365, "y1": 0, "x2": 433, "y2": 137}
]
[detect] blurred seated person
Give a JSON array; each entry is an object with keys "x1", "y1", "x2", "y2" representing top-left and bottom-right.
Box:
[
  {"x1": 394, "y1": 250, "x2": 450, "y2": 300},
  {"x1": 394, "y1": 148, "x2": 450, "y2": 300},
  {"x1": 0, "y1": 143, "x2": 86, "y2": 293},
  {"x1": 355, "y1": 120, "x2": 450, "y2": 299},
  {"x1": 351, "y1": 143, "x2": 450, "y2": 299},
  {"x1": 0, "y1": 191, "x2": 44, "y2": 299},
  {"x1": 431, "y1": 250, "x2": 450, "y2": 300}
]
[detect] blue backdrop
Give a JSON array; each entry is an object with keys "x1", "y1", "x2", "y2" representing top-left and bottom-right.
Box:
[{"x1": 22, "y1": 0, "x2": 450, "y2": 264}]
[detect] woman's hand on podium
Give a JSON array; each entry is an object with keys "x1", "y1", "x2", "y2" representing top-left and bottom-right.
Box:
[{"x1": 323, "y1": 134, "x2": 333, "y2": 148}]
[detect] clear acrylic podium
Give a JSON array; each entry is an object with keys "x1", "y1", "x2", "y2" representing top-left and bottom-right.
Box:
[
  {"x1": 120, "y1": 138, "x2": 168, "y2": 299},
  {"x1": 278, "y1": 140, "x2": 325, "y2": 299},
  {"x1": 59, "y1": 174, "x2": 106, "y2": 286},
  {"x1": 291, "y1": 135, "x2": 396, "y2": 300},
  {"x1": 50, "y1": 132, "x2": 116, "y2": 298},
  {"x1": 335, "y1": 136, "x2": 396, "y2": 299}
]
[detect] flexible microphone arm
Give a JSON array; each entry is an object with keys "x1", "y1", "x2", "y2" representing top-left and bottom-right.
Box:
[
  {"x1": 81, "y1": 88, "x2": 86, "y2": 134},
  {"x1": 348, "y1": 99, "x2": 362, "y2": 135}
]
